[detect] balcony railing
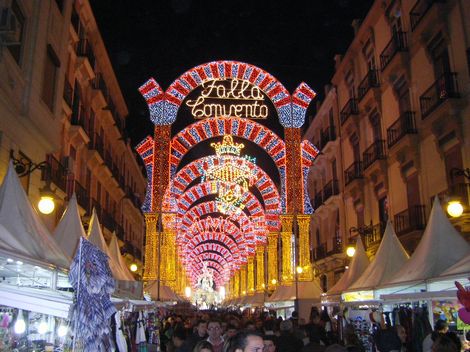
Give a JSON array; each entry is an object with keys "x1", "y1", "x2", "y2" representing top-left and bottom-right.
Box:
[
  {"x1": 76, "y1": 38, "x2": 95, "y2": 69},
  {"x1": 380, "y1": 31, "x2": 408, "y2": 71},
  {"x1": 115, "y1": 223, "x2": 125, "y2": 241},
  {"x1": 314, "y1": 243, "x2": 327, "y2": 260},
  {"x1": 394, "y1": 204, "x2": 426, "y2": 236},
  {"x1": 358, "y1": 70, "x2": 380, "y2": 101},
  {"x1": 92, "y1": 73, "x2": 109, "y2": 98},
  {"x1": 90, "y1": 133, "x2": 104, "y2": 158},
  {"x1": 340, "y1": 98, "x2": 359, "y2": 125},
  {"x1": 101, "y1": 209, "x2": 116, "y2": 232},
  {"x1": 363, "y1": 223, "x2": 385, "y2": 248},
  {"x1": 387, "y1": 111, "x2": 417, "y2": 148},
  {"x1": 103, "y1": 149, "x2": 114, "y2": 173},
  {"x1": 313, "y1": 191, "x2": 323, "y2": 209},
  {"x1": 63, "y1": 79, "x2": 73, "y2": 108},
  {"x1": 363, "y1": 140, "x2": 386, "y2": 170},
  {"x1": 410, "y1": 0, "x2": 445, "y2": 31},
  {"x1": 71, "y1": 104, "x2": 91, "y2": 136},
  {"x1": 420, "y1": 72, "x2": 459, "y2": 119},
  {"x1": 43, "y1": 155, "x2": 67, "y2": 192},
  {"x1": 323, "y1": 179, "x2": 339, "y2": 201},
  {"x1": 326, "y1": 239, "x2": 343, "y2": 256},
  {"x1": 320, "y1": 125, "x2": 336, "y2": 149},
  {"x1": 72, "y1": 179, "x2": 90, "y2": 213},
  {"x1": 344, "y1": 161, "x2": 363, "y2": 186}
]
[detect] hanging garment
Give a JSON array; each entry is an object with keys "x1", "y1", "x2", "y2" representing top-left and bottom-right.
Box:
[
  {"x1": 136, "y1": 311, "x2": 147, "y2": 345},
  {"x1": 115, "y1": 311, "x2": 128, "y2": 352}
]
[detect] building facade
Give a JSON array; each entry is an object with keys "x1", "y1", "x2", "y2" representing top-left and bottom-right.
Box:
[
  {"x1": 305, "y1": 0, "x2": 470, "y2": 291},
  {"x1": 0, "y1": 0, "x2": 146, "y2": 271}
]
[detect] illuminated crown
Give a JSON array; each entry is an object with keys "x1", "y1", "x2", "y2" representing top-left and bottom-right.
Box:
[{"x1": 211, "y1": 135, "x2": 244, "y2": 156}]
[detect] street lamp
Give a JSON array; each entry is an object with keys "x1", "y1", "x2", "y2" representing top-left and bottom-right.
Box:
[
  {"x1": 10, "y1": 150, "x2": 57, "y2": 215},
  {"x1": 130, "y1": 263, "x2": 138, "y2": 272},
  {"x1": 446, "y1": 168, "x2": 470, "y2": 218},
  {"x1": 346, "y1": 245, "x2": 356, "y2": 257}
]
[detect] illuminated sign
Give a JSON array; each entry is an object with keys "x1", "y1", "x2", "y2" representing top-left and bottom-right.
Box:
[
  {"x1": 342, "y1": 290, "x2": 375, "y2": 302},
  {"x1": 185, "y1": 79, "x2": 269, "y2": 119}
]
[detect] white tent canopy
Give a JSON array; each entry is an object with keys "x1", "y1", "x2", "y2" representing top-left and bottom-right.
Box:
[
  {"x1": 438, "y1": 255, "x2": 470, "y2": 279},
  {"x1": 108, "y1": 233, "x2": 134, "y2": 281},
  {"x1": 349, "y1": 221, "x2": 409, "y2": 291},
  {"x1": 145, "y1": 281, "x2": 179, "y2": 302},
  {"x1": 0, "y1": 162, "x2": 69, "y2": 269},
  {"x1": 87, "y1": 209, "x2": 133, "y2": 281},
  {"x1": 327, "y1": 236, "x2": 369, "y2": 295},
  {"x1": 53, "y1": 194, "x2": 85, "y2": 259},
  {"x1": 268, "y1": 280, "x2": 323, "y2": 302},
  {"x1": 385, "y1": 197, "x2": 470, "y2": 286}
]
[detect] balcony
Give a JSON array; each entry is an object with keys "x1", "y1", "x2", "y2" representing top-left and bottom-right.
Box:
[
  {"x1": 394, "y1": 205, "x2": 426, "y2": 236},
  {"x1": 387, "y1": 111, "x2": 417, "y2": 148},
  {"x1": 323, "y1": 179, "x2": 339, "y2": 202},
  {"x1": 42, "y1": 155, "x2": 67, "y2": 192},
  {"x1": 320, "y1": 125, "x2": 337, "y2": 150},
  {"x1": 363, "y1": 140, "x2": 386, "y2": 170},
  {"x1": 314, "y1": 243, "x2": 327, "y2": 260},
  {"x1": 91, "y1": 73, "x2": 108, "y2": 108},
  {"x1": 420, "y1": 72, "x2": 459, "y2": 119},
  {"x1": 410, "y1": 0, "x2": 446, "y2": 31},
  {"x1": 63, "y1": 79, "x2": 73, "y2": 109},
  {"x1": 380, "y1": 31, "x2": 408, "y2": 72},
  {"x1": 313, "y1": 191, "x2": 323, "y2": 209},
  {"x1": 115, "y1": 223, "x2": 125, "y2": 242},
  {"x1": 340, "y1": 98, "x2": 359, "y2": 125},
  {"x1": 326, "y1": 239, "x2": 343, "y2": 256},
  {"x1": 70, "y1": 179, "x2": 90, "y2": 213},
  {"x1": 363, "y1": 223, "x2": 385, "y2": 249},
  {"x1": 357, "y1": 70, "x2": 380, "y2": 102},
  {"x1": 344, "y1": 161, "x2": 363, "y2": 186},
  {"x1": 89, "y1": 133, "x2": 104, "y2": 158},
  {"x1": 71, "y1": 104, "x2": 91, "y2": 136},
  {"x1": 101, "y1": 209, "x2": 116, "y2": 232},
  {"x1": 76, "y1": 38, "x2": 95, "y2": 70}
]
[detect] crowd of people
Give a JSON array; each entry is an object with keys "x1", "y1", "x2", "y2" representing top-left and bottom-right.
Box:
[{"x1": 154, "y1": 308, "x2": 467, "y2": 352}]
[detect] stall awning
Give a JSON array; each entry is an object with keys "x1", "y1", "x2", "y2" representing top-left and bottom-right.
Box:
[
  {"x1": 267, "y1": 281, "x2": 322, "y2": 302},
  {"x1": 380, "y1": 289, "x2": 458, "y2": 302}
]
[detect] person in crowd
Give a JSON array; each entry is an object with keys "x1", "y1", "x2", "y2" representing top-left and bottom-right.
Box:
[
  {"x1": 374, "y1": 327, "x2": 402, "y2": 352},
  {"x1": 325, "y1": 344, "x2": 348, "y2": 352},
  {"x1": 431, "y1": 334, "x2": 459, "y2": 352},
  {"x1": 223, "y1": 331, "x2": 264, "y2": 352},
  {"x1": 276, "y1": 319, "x2": 304, "y2": 352},
  {"x1": 207, "y1": 320, "x2": 225, "y2": 352},
  {"x1": 263, "y1": 319, "x2": 275, "y2": 336},
  {"x1": 224, "y1": 324, "x2": 238, "y2": 340},
  {"x1": 423, "y1": 320, "x2": 448, "y2": 352},
  {"x1": 173, "y1": 328, "x2": 191, "y2": 352},
  {"x1": 193, "y1": 340, "x2": 214, "y2": 352},
  {"x1": 187, "y1": 320, "x2": 209, "y2": 349},
  {"x1": 290, "y1": 311, "x2": 300, "y2": 328},
  {"x1": 302, "y1": 324, "x2": 326, "y2": 352},
  {"x1": 343, "y1": 325, "x2": 365, "y2": 352},
  {"x1": 395, "y1": 325, "x2": 407, "y2": 352},
  {"x1": 262, "y1": 335, "x2": 277, "y2": 352},
  {"x1": 245, "y1": 321, "x2": 256, "y2": 331}
]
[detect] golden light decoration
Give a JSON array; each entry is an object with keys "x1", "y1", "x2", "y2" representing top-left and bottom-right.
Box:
[
  {"x1": 130, "y1": 263, "x2": 138, "y2": 272},
  {"x1": 296, "y1": 266, "x2": 303, "y2": 274},
  {"x1": 447, "y1": 200, "x2": 464, "y2": 218}
]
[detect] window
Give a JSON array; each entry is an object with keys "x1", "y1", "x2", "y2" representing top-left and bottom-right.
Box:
[
  {"x1": 369, "y1": 109, "x2": 382, "y2": 141},
  {"x1": 42, "y1": 45, "x2": 60, "y2": 111},
  {"x1": 362, "y1": 38, "x2": 376, "y2": 70},
  {"x1": 6, "y1": 0, "x2": 25, "y2": 64}
]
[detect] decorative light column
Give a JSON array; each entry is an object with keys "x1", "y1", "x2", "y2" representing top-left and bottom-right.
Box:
[
  {"x1": 255, "y1": 246, "x2": 265, "y2": 292},
  {"x1": 297, "y1": 215, "x2": 312, "y2": 281},
  {"x1": 247, "y1": 256, "x2": 255, "y2": 295},
  {"x1": 234, "y1": 270, "x2": 240, "y2": 298},
  {"x1": 143, "y1": 213, "x2": 158, "y2": 280},
  {"x1": 240, "y1": 265, "x2": 247, "y2": 296},
  {"x1": 280, "y1": 215, "x2": 294, "y2": 285},
  {"x1": 163, "y1": 213, "x2": 176, "y2": 288},
  {"x1": 267, "y1": 232, "x2": 278, "y2": 290}
]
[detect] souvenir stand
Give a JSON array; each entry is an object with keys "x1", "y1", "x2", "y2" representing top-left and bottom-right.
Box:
[
  {"x1": 322, "y1": 236, "x2": 370, "y2": 348},
  {"x1": 0, "y1": 163, "x2": 73, "y2": 351},
  {"x1": 265, "y1": 280, "x2": 323, "y2": 320},
  {"x1": 376, "y1": 198, "x2": 470, "y2": 351},
  {"x1": 340, "y1": 221, "x2": 410, "y2": 351}
]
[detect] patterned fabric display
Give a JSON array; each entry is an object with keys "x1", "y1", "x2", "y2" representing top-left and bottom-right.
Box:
[{"x1": 69, "y1": 237, "x2": 117, "y2": 351}]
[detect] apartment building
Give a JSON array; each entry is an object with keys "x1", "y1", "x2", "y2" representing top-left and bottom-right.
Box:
[
  {"x1": 0, "y1": 0, "x2": 146, "y2": 270},
  {"x1": 305, "y1": 0, "x2": 470, "y2": 291}
]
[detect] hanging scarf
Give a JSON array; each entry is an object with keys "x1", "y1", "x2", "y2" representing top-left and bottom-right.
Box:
[{"x1": 69, "y1": 237, "x2": 117, "y2": 351}]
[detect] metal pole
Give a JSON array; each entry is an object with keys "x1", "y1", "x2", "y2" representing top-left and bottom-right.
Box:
[{"x1": 294, "y1": 214, "x2": 299, "y2": 314}]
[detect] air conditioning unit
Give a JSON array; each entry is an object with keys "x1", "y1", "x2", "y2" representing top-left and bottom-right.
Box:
[{"x1": 0, "y1": 7, "x2": 20, "y2": 43}]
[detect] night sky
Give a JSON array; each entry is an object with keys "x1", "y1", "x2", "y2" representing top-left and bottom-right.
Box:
[{"x1": 91, "y1": 0, "x2": 374, "y2": 147}]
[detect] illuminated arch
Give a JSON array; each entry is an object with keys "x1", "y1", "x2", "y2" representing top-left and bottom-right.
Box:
[{"x1": 138, "y1": 60, "x2": 316, "y2": 128}]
